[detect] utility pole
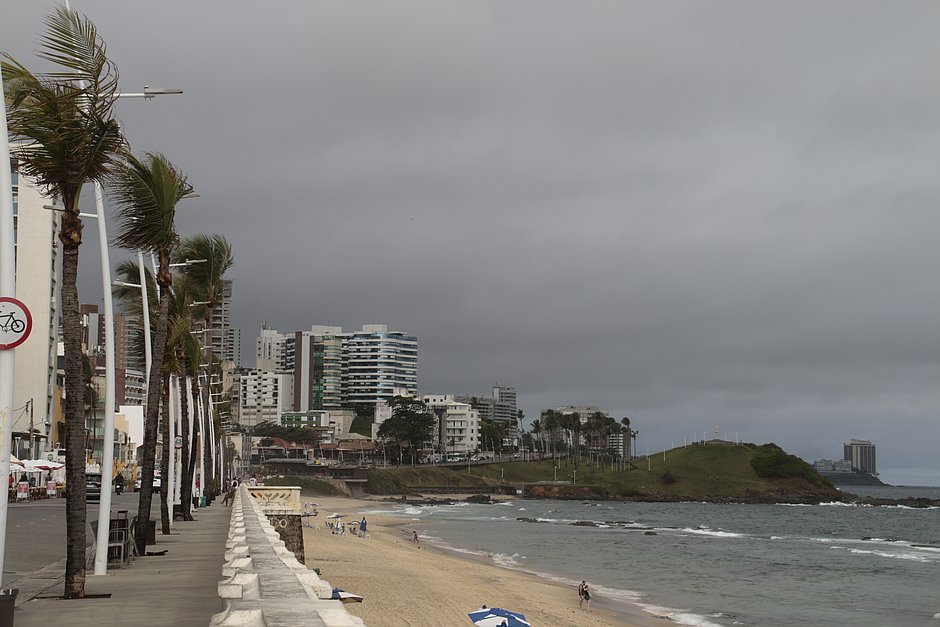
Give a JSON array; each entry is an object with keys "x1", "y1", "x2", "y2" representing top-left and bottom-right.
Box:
[{"x1": 28, "y1": 399, "x2": 33, "y2": 459}]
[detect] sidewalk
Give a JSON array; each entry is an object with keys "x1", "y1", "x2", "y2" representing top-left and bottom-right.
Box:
[{"x1": 11, "y1": 504, "x2": 231, "y2": 627}]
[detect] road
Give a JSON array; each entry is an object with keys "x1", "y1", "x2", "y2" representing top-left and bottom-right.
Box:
[{"x1": 3, "y1": 492, "x2": 146, "y2": 582}]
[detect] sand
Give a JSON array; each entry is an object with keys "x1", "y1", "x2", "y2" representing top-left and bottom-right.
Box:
[{"x1": 302, "y1": 495, "x2": 672, "y2": 627}]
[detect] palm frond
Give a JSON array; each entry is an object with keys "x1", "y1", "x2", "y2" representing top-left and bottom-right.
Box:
[
  {"x1": 109, "y1": 152, "x2": 195, "y2": 253},
  {"x1": 173, "y1": 234, "x2": 234, "y2": 307},
  {"x1": 39, "y1": 7, "x2": 119, "y2": 105}
]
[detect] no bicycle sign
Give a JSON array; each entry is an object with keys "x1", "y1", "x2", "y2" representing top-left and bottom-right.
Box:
[{"x1": 0, "y1": 296, "x2": 32, "y2": 350}]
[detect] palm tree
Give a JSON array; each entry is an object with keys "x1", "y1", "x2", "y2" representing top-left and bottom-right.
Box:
[
  {"x1": 530, "y1": 419, "x2": 542, "y2": 461},
  {"x1": 174, "y1": 234, "x2": 233, "y2": 499},
  {"x1": 165, "y1": 276, "x2": 200, "y2": 521},
  {"x1": 3, "y1": 7, "x2": 124, "y2": 598},
  {"x1": 109, "y1": 151, "x2": 194, "y2": 553}
]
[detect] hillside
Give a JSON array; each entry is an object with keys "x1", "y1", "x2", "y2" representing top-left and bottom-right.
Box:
[{"x1": 367, "y1": 441, "x2": 843, "y2": 504}]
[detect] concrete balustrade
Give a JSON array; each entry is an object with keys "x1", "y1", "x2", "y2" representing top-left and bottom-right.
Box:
[{"x1": 211, "y1": 486, "x2": 366, "y2": 627}]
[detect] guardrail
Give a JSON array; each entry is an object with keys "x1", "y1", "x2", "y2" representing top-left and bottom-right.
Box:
[{"x1": 211, "y1": 486, "x2": 365, "y2": 626}]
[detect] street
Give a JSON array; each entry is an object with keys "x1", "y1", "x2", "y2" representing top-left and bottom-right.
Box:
[{"x1": 4, "y1": 492, "x2": 144, "y2": 583}]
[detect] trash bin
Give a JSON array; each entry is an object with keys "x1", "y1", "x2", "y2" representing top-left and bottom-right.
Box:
[{"x1": 0, "y1": 588, "x2": 18, "y2": 627}]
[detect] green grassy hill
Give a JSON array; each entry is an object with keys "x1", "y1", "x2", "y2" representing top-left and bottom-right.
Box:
[{"x1": 367, "y1": 441, "x2": 841, "y2": 503}]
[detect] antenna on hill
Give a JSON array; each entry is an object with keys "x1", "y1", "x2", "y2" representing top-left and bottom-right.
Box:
[{"x1": 715, "y1": 425, "x2": 720, "y2": 441}]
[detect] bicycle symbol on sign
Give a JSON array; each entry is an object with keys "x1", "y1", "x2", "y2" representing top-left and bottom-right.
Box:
[{"x1": 0, "y1": 311, "x2": 26, "y2": 334}]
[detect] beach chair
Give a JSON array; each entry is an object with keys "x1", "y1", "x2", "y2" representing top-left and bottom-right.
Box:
[{"x1": 302, "y1": 502, "x2": 319, "y2": 529}]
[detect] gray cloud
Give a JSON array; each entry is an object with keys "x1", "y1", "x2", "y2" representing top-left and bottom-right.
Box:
[{"x1": 5, "y1": 0, "x2": 940, "y2": 483}]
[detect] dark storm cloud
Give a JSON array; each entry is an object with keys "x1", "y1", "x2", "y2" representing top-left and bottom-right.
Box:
[{"x1": 5, "y1": 1, "x2": 940, "y2": 483}]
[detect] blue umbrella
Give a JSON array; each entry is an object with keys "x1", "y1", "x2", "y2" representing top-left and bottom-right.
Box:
[{"x1": 467, "y1": 607, "x2": 531, "y2": 626}]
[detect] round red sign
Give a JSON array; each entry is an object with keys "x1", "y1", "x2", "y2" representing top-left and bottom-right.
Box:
[{"x1": 0, "y1": 296, "x2": 32, "y2": 350}]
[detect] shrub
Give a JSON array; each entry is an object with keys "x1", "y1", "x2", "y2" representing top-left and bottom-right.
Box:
[
  {"x1": 365, "y1": 469, "x2": 406, "y2": 495},
  {"x1": 750, "y1": 444, "x2": 829, "y2": 486},
  {"x1": 661, "y1": 470, "x2": 677, "y2": 485},
  {"x1": 263, "y1": 475, "x2": 340, "y2": 496}
]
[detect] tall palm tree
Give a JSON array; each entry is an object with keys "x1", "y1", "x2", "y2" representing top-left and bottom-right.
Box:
[
  {"x1": 174, "y1": 234, "x2": 233, "y2": 498},
  {"x1": 163, "y1": 276, "x2": 199, "y2": 522},
  {"x1": 530, "y1": 419, "x2": 542, "y2": 461},
  {"x1": 3, "y1": 7, "x2": 123, "y2": 598},
  {"x1": 178, "y1": 325, "x2": 203, "y2": 520},
  {"x1": 109, "y1": 151, "x2": 194, "y2": 553}
]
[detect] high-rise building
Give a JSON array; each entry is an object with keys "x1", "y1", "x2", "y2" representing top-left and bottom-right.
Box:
[
  {"x1": 238, "y1": 370, "x2": 294, "y2": 428},
  {"x1": 247, "y1": 323, "x2": 417, "y2": 426},
  {"x1": 341, "y1": 325, "x2": 418, "y2": 405},
  {"x1": 10, "y1": 163, "x2": 61, "y2": 456},
  {"x1": 293, "y1": 326, "x2": 343, "y2": 411},
  {"x1": 843, "y1": 439, "x2": 877, "y2": 475}
]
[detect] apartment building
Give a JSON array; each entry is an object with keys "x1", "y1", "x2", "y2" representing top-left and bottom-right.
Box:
[{"x1": 424, "y1": 394, "x2": 479, "y2": 454}]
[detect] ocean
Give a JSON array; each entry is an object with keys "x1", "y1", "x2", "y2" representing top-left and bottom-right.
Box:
[{"x1": 366, "y1": 485, "x2": 940, "y2": 626}]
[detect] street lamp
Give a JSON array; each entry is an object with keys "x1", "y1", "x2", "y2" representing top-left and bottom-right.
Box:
[{"x1": 89, "y1": 84, "x2": 182, "y2": 577}]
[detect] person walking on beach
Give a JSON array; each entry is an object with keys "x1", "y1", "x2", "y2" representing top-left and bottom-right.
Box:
[
  {"x1": 359, "y1": 516, "x2": 367, "y2": 537},
  {"x1": 412, "y1": 530, "x2": 420, "y2": 545},
  {"x1": 579, "y1": 581, "x2": 592, "y2": 610}
]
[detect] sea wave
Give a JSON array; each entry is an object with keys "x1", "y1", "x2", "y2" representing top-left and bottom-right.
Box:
[
  {"x1": 678, "y1": 527, "x2": 746, "y2": 539},
  {"x1": 637, "y1": 603, "x2": 724, "y2": 627},
  {"x1": 843, "y1": 547, "x2": 931, "y2": 562}
]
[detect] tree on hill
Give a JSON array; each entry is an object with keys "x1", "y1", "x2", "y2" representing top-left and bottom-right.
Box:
[
  {"x1": 376, "y1": 396, "x2": 435, "y2": 465},
  {"x1": 479, "y1": 417, "x2": 505, "y2": 456}
]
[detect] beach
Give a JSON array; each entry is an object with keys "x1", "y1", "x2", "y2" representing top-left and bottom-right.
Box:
[{"x1": 302, "y1": 495, "x2": 671, "y2": 627}]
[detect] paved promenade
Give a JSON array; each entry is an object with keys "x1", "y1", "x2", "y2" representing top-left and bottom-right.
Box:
[{"x1": 11, "y1": 503, "x2": 230, "y2": 626}]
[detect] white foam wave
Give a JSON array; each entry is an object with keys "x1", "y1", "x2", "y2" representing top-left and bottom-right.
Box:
[
  {"x1": 679, "y1": 527, "x2": 745, "y2": 538},
  {"x1": 777, "y1": 503, "x2": 812, "y2": 507},
  {"x1": 534, "y1": 517, "x2": 578, "y2": 524},
  {"x1": 495, "y1": 501, "x2": 514, "y2": 506},
  {"x1": 491, "y1": 552, "x2": 525, "y2": 568},
  {"x1": 844, "y1": 548, "x2": 930, "y2": 562},
  {"x1": 637, "y1": 603, "x2": 724, "y2": 627}
]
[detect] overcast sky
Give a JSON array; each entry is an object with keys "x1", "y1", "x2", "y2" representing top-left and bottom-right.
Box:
[{"x1": 5, "y1": 1, "x2": 940, "y2": 485}]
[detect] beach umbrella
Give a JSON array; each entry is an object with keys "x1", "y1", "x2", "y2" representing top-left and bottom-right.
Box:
[
  {"x1": 468, "y1": 607, "x2": 530, "y2": 627},
  {"x1": 24, "y1": 459, "x2": 64, "y2": 471},
  {"x1": 326, "y1": 513, "x2": 343, "y2": 519},
  {"x1": 331, "y1": 588, "x2": 364, "y2": 604},
  {"x1": 9, "y1": 455, "x2": 25, "y2": 467}
]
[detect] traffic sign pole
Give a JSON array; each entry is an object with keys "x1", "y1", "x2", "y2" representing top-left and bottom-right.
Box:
[{"x1": 0, "y1": 64, "x2": 19, "y2": 587}]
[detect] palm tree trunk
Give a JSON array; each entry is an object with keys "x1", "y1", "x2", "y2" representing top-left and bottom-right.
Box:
[
  {"x1": 134, "y1": 285, "x2": 171, "y2": 553},
  {"x1": 159, "y1": 374, "x2": 171, "y2": 534},
  {"x1": 61, "y1": 237, "x2": 87, "y2": 599},
  {"x1": 178, "y1": 376, "x2": 194, "y2": 521}
]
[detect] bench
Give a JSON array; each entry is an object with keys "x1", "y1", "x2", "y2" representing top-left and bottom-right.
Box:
[{"x1": 89, "y1": 516, "x2": 138, "y2": 567}]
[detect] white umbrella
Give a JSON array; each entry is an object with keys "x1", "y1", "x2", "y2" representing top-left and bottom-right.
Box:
[
  {"x1": 326, "y1": 513, "x2": 344, "y2": 519},
  {"x1": 24, "y1": 459, "x2": 64, "y2": 471},
  {"x1": 9, "y1": 455, "x2": 24, "y2": 467}
]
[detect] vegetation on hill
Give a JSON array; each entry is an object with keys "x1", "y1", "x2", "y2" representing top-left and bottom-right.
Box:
[
  {"x1": 263, "y1": 475, "x2": 341, "y2": 496},
  {"x1": 365, "y1": 467, "x2": 490, "y2": 495},
  {"x1": 364, "y1": 441, "x2": 840, "y2": 503}
]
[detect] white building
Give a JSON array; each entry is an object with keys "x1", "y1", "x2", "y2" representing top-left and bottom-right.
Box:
[
  {"x1": 342, "y1": 324, "x2": 418, "y2": 405},
  {"x1": 255, "y1": 325, "x2": 293, "y2": 371},
  {"x1": 10, "y1": 165, "x2": 61, "y2": 456},
  {"x1": 238, "y1": 370, "x2": 294, "y2": 428},
  {"x1": 424, "y1": 394, "x2": 479, "y2": 454}
]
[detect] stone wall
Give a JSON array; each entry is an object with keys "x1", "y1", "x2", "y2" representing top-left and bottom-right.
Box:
[
  {"x1": 247, "y1": 485, "x2": 305, "y2": 562},
  {"x1": 211, "y1": 486, "x2": 364, "y2": 627}
]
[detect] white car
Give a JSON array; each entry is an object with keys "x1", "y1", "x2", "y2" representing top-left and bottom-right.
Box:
[{"x1": 134, "y1": 476, "x2": 162, "y2": 490}]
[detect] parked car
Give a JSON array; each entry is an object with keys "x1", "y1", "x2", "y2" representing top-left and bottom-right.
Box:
[
  {"x1": 134, "y1": 475, "x2": 161, "y2": 490},
  {"x1": 85, "y1": 473, "x2": 102, "y2": 502}
]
